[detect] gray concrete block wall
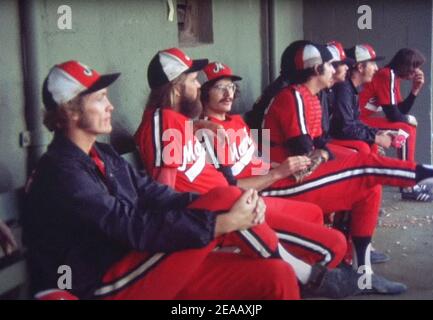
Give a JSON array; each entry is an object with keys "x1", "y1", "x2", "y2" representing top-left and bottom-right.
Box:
[
  {"x1": 0, "y1": 0, "x2": 303, "y2": 190},
  {"x1": 0, "y1": 0, "x2": 27, "y2": 192},
  {"x1": 304, "y1": 0, "x2": 433, "y2": 163}
]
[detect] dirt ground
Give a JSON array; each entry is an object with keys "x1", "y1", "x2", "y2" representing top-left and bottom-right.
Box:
[{"x1": 349, "y1": 186, "x2": 433, "y2": 300}]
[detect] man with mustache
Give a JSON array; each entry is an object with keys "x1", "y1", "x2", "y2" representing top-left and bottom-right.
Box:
[
  {"x1": 23, "y1": 60, "x2": 302, "y2": 300},
  {"x1": 136, "y1": 48, "x2": 366, "y2": 299}
]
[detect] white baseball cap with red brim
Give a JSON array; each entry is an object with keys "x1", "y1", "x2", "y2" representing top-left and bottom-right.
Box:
[
  {"x1": 147, "y1": 48, "x2": 208, "y2": 89},
  {"x1": 345, "y1": 44, "x2": 385, "y2": 63},
  {"x1": 42, "y1": 60, "x2": 120, "y2": 110}
]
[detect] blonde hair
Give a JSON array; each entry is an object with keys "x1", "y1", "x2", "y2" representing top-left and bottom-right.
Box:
[{"x1": 43, "y1": 95, "x2": 84, "y2": 132}]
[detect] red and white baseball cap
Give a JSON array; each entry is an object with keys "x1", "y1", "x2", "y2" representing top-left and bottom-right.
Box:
[
  {"x1": 294, "y1": 43, "x2": 333, "y2": 70},
  {"x1": 42, "y1": 60, "x2": 120, "y2": 110},
  {"x1": 147, "y1": 48, "x2": 208, "y2": 89},
  {"x1": 345, "y1": 44, "x2": 385, "y2": 63},
  {"x1": 202, "y1": 62, "x2": 242, "y2": 85},
  {"x1": 327, "y1": 41, "x2": 355, "y2": 66}
]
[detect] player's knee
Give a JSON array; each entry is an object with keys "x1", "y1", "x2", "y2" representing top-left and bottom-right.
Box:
[
  {"x1": 326, "y1": 229, "x2": 348, "y2": 268},
  {"x1": 358, "y1": 143, "x2": 372, "y2": 155},
  {"x1": 398, "y1": 122, "x2": 416, "y2": 135},
  {"x1": 192, "y1": 186, "x2": 243, "y2": 211},
  {"x1": 207, "y1": 186, "x2": 243, "y2": 202},
  {"x1": 260, "y1": 260, "x2": 300, "y2": 300},
  {"x1": 308, "y1": 204, "x2": 324, "y2": 224}
]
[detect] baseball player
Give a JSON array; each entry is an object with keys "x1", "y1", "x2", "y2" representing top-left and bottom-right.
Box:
[
  {"x1": 135, "y1": 48, "x2": 368, "y2": 299},
  {"x1": 358, "y1": 48, "x2": 430, "y2": 201},
  {"x1": 23, "y1": 60, "x2": 304, "y2": 300},
  {"x1": 330, "y1": 44, "x2": 431, "y2": 202},
  {"x1": 358, "y1": 48, "x2": 425, "y2": 163},
  {"x1": 213, "y1": 44, "x2": 433, "y2": 294},
  {"x1": 328, "y1": 44, "x2": 384, "y2": 155},
  {"x1": 319, "y1": 41, "x2": 370, "y2": 158}
]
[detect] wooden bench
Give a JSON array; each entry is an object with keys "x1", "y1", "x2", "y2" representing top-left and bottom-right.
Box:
[{"x1": 0, "y1": 149, "x2": 144, "y2": 299}]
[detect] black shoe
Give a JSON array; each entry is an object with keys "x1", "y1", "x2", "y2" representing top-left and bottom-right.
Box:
[
  {"x1": 370, "y1": 249, "x2": 391, "y2": 264},
  {"x1": 418, "y1": 183, "x2": 433, "y2": 194},
  {"x1": 301, "y1": 264, "x2": 361, "y2": 299},
  {"x1": 401, "y1": 188, "x2": 433, "y2": 202},
  {"x1": 359, "y1": 273, "x2": 407, "y2": 295}
]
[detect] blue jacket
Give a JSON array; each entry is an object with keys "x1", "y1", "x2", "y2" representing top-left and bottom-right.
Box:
[
  {"x1": 23, "y1": 133, "x2": 217, "y2": 298},
  {"x1": 330, "y1": 79, "x2": 378, "y2": 144}
]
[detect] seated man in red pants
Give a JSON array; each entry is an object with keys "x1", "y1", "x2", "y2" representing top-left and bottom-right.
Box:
[
  {"x1": 318, "y1": 40, "x2": 363, "y2": 159},
  {"x1": 358, "y1": 48, "x2": 430, "y2": 198},
  {"x1": 331, "y1": 45, "x2": 431, "y2": 202},
  {"x1": 135, "y1": 48, "x2": 364, "y2": 299},
  {"x1": 257, "y1": 43, "x2": 433, "y2": 294},
  {"x1": 23, "y1": 60, "x2": 303, "y2": 300}
]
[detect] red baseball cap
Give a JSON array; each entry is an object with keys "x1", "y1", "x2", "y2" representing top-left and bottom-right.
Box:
[
  {"x1": 327, "y1": 41, "x2": 355, "y2": 66},
  {"x1": 147, "y1": 48, "x2": 208, "y2": 89},
  {"x1": 294, "y1": 43, "x2": 333, "y2": 70},
  {"x1": 42, "y1": 60, "x2": 120, "y2": 110},
  {"x1": 202, "y1": 62, "x2": 242, "y2": 84},
  {"x1": 345, "y1": 44, "x2": 385, "y2": 63}
]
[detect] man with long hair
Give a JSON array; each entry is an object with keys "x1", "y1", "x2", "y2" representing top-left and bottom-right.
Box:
[
  {"x1": 135, "y1": 48, "x2": 369, "y2": 299},
  {"x1": 331, "y1": 45, "x2": 431, "y2": 202},
  {"x1": 358, "y1": 48, "x2": 425, "y2": 161},
  {"x1": 23, "y1": 60, "x2": 302, "y2": 300},
  {"x1": 258, "y1": 42, "x2": 433, "y2": 294}
]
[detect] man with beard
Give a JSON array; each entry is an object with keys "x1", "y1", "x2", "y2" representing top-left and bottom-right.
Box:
[
  {"x1": 24, "y1": 59, "x2": 304, "y2": 300},
  {"x1": 135, "y1": 48, "x2": 369, "y2": 299}
]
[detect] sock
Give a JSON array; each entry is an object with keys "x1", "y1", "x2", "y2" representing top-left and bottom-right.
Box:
[
  {"x1": 277, "y1": 243, "x2": 312, "y2": 284},
  {"x1": 415, "y1": 164, "x2": 433, "y2": 183},
  {"x1": 401, "y1": 187, "x2": 413, "y2": 193},
  {"x1": 351, "y1": 236, "x2": 372, "y2": 271}
]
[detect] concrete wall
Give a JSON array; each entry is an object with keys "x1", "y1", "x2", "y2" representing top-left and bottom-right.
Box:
[
  {"x1": 0, "y1": 0, "x2": 303, "y2": 190},
  {"x1": 0, "y1": 0, "x2": 27, "y2": 192},
  {"x1": 304, "y1": 0, "x2": 433, "y2": 163},
  {"x1": 272, "y1": 0, "x2": 304, "y2": 79}
]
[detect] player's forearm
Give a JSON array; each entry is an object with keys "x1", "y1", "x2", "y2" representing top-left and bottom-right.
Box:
[
  {"x1": 214, "y1": 213, "x2": 237, "y2": 237},
  {"x1": 236, "y1": 172, "x2": 279, "y2": 192},
  {"x1": 397, "y1": 93, "x2": 416, "y2": 114}
]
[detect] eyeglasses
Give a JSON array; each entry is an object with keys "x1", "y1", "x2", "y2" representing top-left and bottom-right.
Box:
[{"x1": 212, "y1": 83, "x2": 236, "y2": 93}]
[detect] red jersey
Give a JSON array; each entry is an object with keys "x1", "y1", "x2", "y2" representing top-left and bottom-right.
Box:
[
  {"x1": 359, "y1": 67, "x2": 403, "y2": 119},
  {"x1": 263, "y1": 84, "x2": 322, "y2": 163},
  {"x1": 203, "y1": 115, "x2": 269, "y2": 179},
  {"x1": 135, "y1": 107, "x2": 229, "y2": 194}
]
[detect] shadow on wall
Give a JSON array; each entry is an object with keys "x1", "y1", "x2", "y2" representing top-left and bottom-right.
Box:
[
  {"x1": 0, "y1": 164, "x2": 13, "y2": 193},
  {"x1": 110, "y1": 116, "x2": 137, "y2": 155}
]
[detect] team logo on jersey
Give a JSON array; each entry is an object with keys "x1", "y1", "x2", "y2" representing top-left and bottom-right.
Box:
[
  {"x1": 228, "y1": 127, "x2": 255, "y2": 176},
  {"x1": 178, "y1": 139, "x2": 206, "y2": 182}
]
